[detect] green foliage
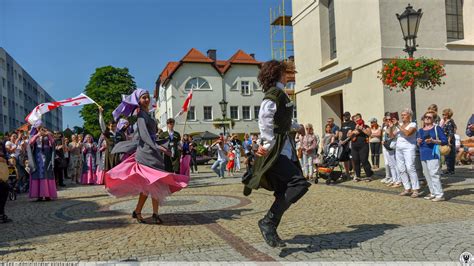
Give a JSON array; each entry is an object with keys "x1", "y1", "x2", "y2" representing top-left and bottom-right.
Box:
[
  {"x1": 195, "y1": 144, "x2": 207, "y2": 156},
  {"x1": 80, "y1": 66, "x2": 136, "y2": 138},
  {"x1": 378, "y1": 57, "x2": 446, "y2": 91},
  {"x1": 212, "y1": 118, "x2": 235, "y2": 129},
  {"x1": 72, "y1": 126, "x2": 84, "y2": 134}
]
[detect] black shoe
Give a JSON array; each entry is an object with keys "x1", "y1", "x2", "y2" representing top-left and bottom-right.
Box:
[
  {"x1": 0, "y1": 214, "x2": 12, "y2": 223},
  {"x1": 258, "y1": 212, "x2": 286, "y2": 248},
  {"x1": 132, "y1": 211, "x2": 146, "y2": 224},
  {"x1": 152, "y1": 213, "x2": 163, "y2": 224},
  {"x1": 243, "y1": 186, "x2": 252, "y2": 196}
]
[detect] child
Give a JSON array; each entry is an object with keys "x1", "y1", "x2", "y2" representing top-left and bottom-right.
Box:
[
  {"x1": 7, "y1": 158, "x2": 18, "y2": 200},
  {"x1": 226, "y1": 146, "x2": 235, "y2": 177}
]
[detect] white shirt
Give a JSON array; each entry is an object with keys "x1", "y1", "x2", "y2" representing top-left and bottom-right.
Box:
[
  {"x1": 258, "y1": 83, "x2": 298, "y2": 160},
  {"x1": 396, "y1": 122, "x2": 417, "y2": 148},
  {"x1": 5, "y1": 141, "x2": 20, "y2": 158},
  {"x1": 216, "y1": 144, "x2": 228, "y2": 162}
]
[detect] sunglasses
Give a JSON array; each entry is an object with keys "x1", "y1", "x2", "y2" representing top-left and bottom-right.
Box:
[{"x1": 424, "y1": 116, "x2": 433, "y2": 119}]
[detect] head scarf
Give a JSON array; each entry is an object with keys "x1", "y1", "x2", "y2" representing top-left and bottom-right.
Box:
[
  {"x1": 112, "y1": 88, "x2": 148, "y2": 121},
  {"x1": 116, "y1": 118, "x2": 129, "y2": 132},
  {"x1": 83, "y1": 134, "x2": 94, "y2": 144},
  {"x1": 29, "y1": 120, "x2": 43, "y2": 136}
]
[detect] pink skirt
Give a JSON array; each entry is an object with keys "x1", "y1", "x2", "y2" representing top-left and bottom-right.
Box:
[
  {"x1": 96, "y1": 169, "x2": 105, "y2": 185},
  {"x1": 105, "y1": 153, "x2": 189, "y2": 202},
  {"x1": 180, "y1": 155, "x2": 191, "y2": 177},
  {"x1": 29, "y1": 178, "x2": 58, "y2": 199},
  {"x1": 81, "y1": 171, "x2": 97, "y2": 185}
]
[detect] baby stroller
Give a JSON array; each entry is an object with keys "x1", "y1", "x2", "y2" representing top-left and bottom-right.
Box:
[
  {"x1": 7, "y1": 167, "x2": 18, "y2": 201},
  {"x1": 314, "y1": 141, "x2": 348, "y2": 185}
]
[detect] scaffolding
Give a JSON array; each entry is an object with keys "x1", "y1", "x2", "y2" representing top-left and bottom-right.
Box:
[{"x1": 270, "y1": 0, "x2": 294, "y2": 61}]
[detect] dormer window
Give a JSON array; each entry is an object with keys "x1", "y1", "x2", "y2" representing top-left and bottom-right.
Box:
[{"x1": 241, "y1": 81, "x2": 250, "y2": 95}]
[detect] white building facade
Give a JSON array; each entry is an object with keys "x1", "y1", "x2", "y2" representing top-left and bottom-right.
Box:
[
  {"x1": 155, "y1": 49, "x2": 263, "y2": 135},
  {"x1": 291, "y1": 0, "x2": 473, "y2": 138}
]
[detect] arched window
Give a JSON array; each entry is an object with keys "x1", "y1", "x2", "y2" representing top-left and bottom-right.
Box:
[{"x1": 185, "y1": 77, "x2": 211, "y2": 90}]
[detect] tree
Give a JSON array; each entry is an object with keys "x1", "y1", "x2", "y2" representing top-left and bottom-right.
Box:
[{"x1": 80, "y1": 66, "x2": 136, "y2": 138}]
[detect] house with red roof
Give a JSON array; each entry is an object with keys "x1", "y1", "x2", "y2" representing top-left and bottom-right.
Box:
[{"x1": 154, "y1": 48, "x2": 264, "y2": 135}]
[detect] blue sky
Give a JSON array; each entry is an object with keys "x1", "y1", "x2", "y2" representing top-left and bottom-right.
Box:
[{"x1": 0, "y1": 0, "x2": 291, "y2": 128}]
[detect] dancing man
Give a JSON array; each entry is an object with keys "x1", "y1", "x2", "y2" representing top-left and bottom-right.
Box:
[{"x1": 242, "y1": 60, "x2": 311, "y2": 248}]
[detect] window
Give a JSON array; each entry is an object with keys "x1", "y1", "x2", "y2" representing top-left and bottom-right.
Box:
[
  {"x1": 242, "y1": 106, "x2": 251, "y2": 120},
  {"x1": 185, "y1": 77, "x2": 211, "y2": 90},
  {"x1": 241, "y1": 81, "x2": 250, "y2": 95},
  {"x1": 328, "y1": 0, "x2": 337, "y2": 59},
  {"x1": 254, "y1": 106, "x2": 260, "y2": 120},
  {"x1": 2, "y1": 78, "x2": 5, "y2": 88},
  {"x1": 186, "y1": 106, "x2": 196, "y2": 121},
  {"x1": 230, "y1": 106, "x2": 239, "y2": 120},
  {"x1": 446, "y1": 0, "x2": 464, "y2": 41},
  {"x1": 2, "y1": 96, "x2": 6, "y2": 106},
  {"x1": 203, "y1": 106, "x2": 213, "y2": 120}
]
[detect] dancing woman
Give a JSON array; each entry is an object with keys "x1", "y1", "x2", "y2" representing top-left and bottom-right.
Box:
[
  {"x1": 28, "y1": 121, "x2": 58, "y2": 201},
  {"x1": 105, "y1": 89, "x2": 189, "y2": 224},
  {"x1": 81, "y1": 134, "x2": 97, "y2": 185}
]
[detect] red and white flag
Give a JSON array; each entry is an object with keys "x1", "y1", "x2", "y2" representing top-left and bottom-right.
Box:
[
  {"x1": 26, "y1": 93, "x2": 97, "y2": 124},
  {"x1": 175, "y1": 89, "x2": 193, "y2": 118}
]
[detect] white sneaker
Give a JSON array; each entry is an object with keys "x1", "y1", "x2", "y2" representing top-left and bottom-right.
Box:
[
  {"x1": 380, "y1": 177, "x2": 390, "y2": 183},
  {"x1": 432, "y1": 197, "x2": 445, "y2": 202},
  {"x1": 424, "y1": 195, "x2": 435, "y2": 200}
]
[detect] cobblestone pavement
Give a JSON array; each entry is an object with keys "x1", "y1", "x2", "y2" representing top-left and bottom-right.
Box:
[{"x1": 0, "y1": 165, "x2": 473, "y2": 263}]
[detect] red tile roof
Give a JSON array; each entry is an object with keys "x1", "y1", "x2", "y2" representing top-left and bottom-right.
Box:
[
  {"x1": 181, "y1": 48, "x2": 214, "y2": 63},
  {"x1": 155, "y1": 48, "x2": 262, "y2": 94},
  {"x1": 228, "y1": 50, "x2": 260, "y2": 65}
]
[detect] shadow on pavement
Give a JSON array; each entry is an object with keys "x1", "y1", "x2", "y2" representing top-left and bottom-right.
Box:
[
  {"x1": 279, "y1": 223, "x2": 399, "y2": 258},
  {"x1": 0, "y1": 197, "x2": 129, "y2": 245},
  {"x1": 146, "y1": 208, "x2": 252, "y2": 226},
  {"x1": 0, "y1": 247, "x2": 36, "y2": 256},
  {"x1": 443, "y1": 187, "x2": 474, "y2": 200}
]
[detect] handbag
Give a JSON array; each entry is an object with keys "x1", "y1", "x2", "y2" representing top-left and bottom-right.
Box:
[
  {"x1": 434, "y1": 126, "x2": 451, "y2": 156},
  {"x1": 383, "y1": 138, "x2": 395, "y2": 151}
]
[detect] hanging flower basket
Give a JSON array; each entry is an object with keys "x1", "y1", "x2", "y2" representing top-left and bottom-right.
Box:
[{"x1": 378, "y1": 57, "x2": 446, "y2": 91}]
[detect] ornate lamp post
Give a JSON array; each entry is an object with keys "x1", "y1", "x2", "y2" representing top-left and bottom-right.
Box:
[
  {"x1": 396, "y1": 4, "x2": 423, "y2": 120},
  {"x1": 219, "y1": 99, "x2": 228, "y2": 136}
]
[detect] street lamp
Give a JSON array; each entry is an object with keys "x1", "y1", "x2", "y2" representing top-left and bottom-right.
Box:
[
  {"x1": 396, "y1": 4, "x2": 423, "y2": 58},
  {"x1": 396, "y1": 3, "x2": 423, "y2": 121},
  {"x1": 219, "y1": 99, "x2": 228, "y2": 136}
]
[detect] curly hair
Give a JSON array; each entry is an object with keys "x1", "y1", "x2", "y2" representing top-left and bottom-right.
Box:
[{"x1": 258, "y1": 60, "x2": 287, "y2": 92}]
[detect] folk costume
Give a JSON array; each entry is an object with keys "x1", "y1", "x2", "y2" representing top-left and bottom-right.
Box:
[
  {"x1": 105, "y1": 89, "x2": 189, "y2": 203},
  {"x1": 81, "y1": 136, "x2": 97, "y2": 185},
  {"x1": 242, "y1": 83, "x2": 311, "y2": 248},
  {"x1": 28, "y1": 121, "x2": 58, "y2": 199},
  {"x1": 158, "y1": 130, "x2": 181, "y2": 174}
]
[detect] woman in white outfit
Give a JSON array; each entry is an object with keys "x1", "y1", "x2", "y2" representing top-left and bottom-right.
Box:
[
  {"x1": 389, "y1": 109, "x2": 420, "y2": 197},
  {"x1": 381, "y1": 114, "x2": 401, "y2": 187}
]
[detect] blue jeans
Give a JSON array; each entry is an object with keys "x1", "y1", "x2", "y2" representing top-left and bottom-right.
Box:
[{"x1": 211, "y1": 160, "x2": 227, "y2": 177}]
